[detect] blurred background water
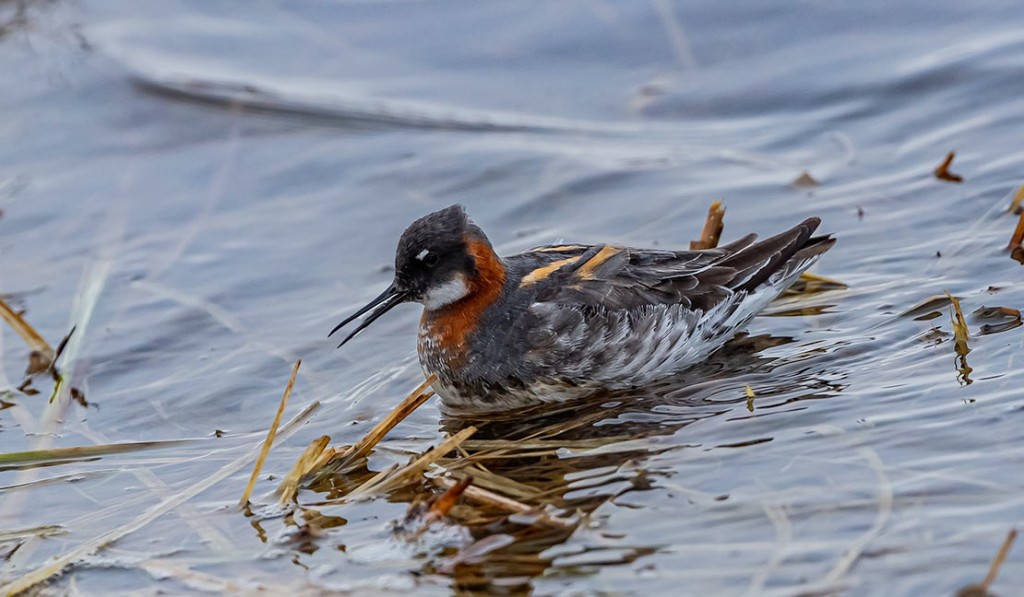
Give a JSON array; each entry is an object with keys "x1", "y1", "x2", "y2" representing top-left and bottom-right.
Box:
[{"x1": 1, "y1": 0, "x2": 1023, "y2": 594}]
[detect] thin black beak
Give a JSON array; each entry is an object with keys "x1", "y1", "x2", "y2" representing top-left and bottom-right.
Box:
[{"x1": 329, "y1": 283, "x2": 408, "y2": 348}]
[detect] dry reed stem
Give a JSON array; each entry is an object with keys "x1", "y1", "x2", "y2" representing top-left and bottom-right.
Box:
[
  {"x1": 433, "y1": 476, "x2": 577, "y2": 530},
  {"x1": 1, "y1": 401, "x2": 321, "y2": 595},
  {"x1": 690, "y1": 201, "x2": 725, "y2": 250},
  {"x1": 332, "y1": 374, "x2": 436, "y2": 468},
  {"x1": 348, "y1": 426, "x2": 476, "y2": 498},
  {"x1": 0, "y1": 525, "x2": 65, "y2": 542},
  {"x1": 934, "y1": 151, "x2": 963, "y2": 182},
  {"x1": 277, "y1": 435, "x2": 331, "y2": 504},
  {"x1": 1009, "y1": 209, "x2": 1024, "y2": 249},
  {"x1": 448, "y1": 465, "x2": 544, "y2": 501},
  {"x1": 0, "y1": 296, "x2": 54, "y2": 366},
  {"x1": 299, "y1": 376, "x2": 436, "y2": 487},
  {"x1": 1009, "y1": 184, "x2": 1024, "y2": 214},
  {"x1": 745, "y1": 385, "x2": 756, "y2": 413},
  {"x1": 240, "y1": 360, "x2": 300, "y2": 506},
  {"x1": 981, "y1": 528, "x2": 1018, "y2": 589},
  {"x1": 349, "y1": 463, "x2": 400, "y2": 495}
]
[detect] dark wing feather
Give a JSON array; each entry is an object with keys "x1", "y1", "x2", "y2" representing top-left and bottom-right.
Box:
[{"x1": 516, "y1": 218, "x2": 832, "y2": 313}]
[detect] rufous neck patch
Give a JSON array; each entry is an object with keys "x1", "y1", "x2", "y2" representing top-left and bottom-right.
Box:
[{"x1": 420, "y1": 237, "x2": 507, "y2": 364}]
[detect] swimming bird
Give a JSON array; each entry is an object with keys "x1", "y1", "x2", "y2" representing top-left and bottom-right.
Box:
[{"x1": 330, "y1": 205, "x2": 834, "y2": 414}]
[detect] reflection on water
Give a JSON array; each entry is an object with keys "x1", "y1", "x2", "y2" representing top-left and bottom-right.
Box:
[{"x1": 2, "y1": 0, "x2": 1024, "y2": 595}]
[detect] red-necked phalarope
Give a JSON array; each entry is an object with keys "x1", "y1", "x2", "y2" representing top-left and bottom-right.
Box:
[{"x1": 331, "y1": 205, "x2": 834, "y2": 414}]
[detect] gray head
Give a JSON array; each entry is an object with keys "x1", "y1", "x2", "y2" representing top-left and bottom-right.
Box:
[{"x1": 329, "y1": 205, "x2": 495, "y2": 346}]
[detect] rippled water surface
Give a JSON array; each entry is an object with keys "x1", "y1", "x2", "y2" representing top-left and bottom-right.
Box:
[{"x1": 2, "y1": 1, "x2": 1023, "y2": 595}]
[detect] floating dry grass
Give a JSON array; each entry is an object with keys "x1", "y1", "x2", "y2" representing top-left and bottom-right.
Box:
[
  {"x1": 946, "y1": 292, "x2": 970, "y2": 356},
  {"x1": 0, "y1": 438, "x2": 196, "y2": 468},
  {"x1": 1009, "y1": 184, "x2": 1024, "y2": 214},
  {"x1": 1009, "y1": 209, "x2": 1024, "y2": 265},
  {"x1": 934, "y1": 151, "x2": 963, "y2": 183},
  {"x1": 277, "y1": 434, "x2": 333, "y2": 504},
  {"x1": 433, "y1": 476, "x2": 577, "y2": 531},
  {"x1": 946, "y1": 292, "x2": 973, "y2": 385},
  {"x1": 347, "y1": 426, "x2": 476, "y2": 498},
  {"x1": 956, "y1": 528, "x2": 1018, "y2": 597},
  {"x1": 0, "y1": 295, "x2": 54, "y2": 374},
  {"x1": 902, "y1": 294, "x2": 953, "y2": 320},
  {"x1": 0, "y1": 524, "x2": 65, "y2": 542},
  {"x1": 302, "y1": 373, "x2": 437, "y2": 488},
  {"x1": 791, "y1": 171, "x2": 820, "y2": 188},
  {"x1": 0, "y1": 400, "x2": 320, "y2": 595},
  {"x1": 972, "y1": 305, "x2": 1022, "y2": 335},
  {"x1": 240, "y1": 359, "x2": 300, "y2": 506},
  {"x1": 690, "y1": 201, "x2": 725, "y2": 250}
]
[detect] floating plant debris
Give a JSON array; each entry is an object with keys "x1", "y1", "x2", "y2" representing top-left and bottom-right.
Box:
[
  {"x1": 956, "y1": 528, "x2": 1018, "y2": 597},
  {"x1": 1009, "y1": 210, "x2": 1024, "y2": 265},
  {"x1": 946, "y1": 292, "x2": 972, "y2": 385},
  {"x1": 784, "y1": 272, "x2": 848, "y2": 296},
  {"x1": 0, "y1": 296, "x2": 54, "y2": 374},
  {"x1": 972, "y1": 305, "x2": 1023, "y2": 335},
  {"x1": 901, "y1": 295, "x2": 952, "y2": 320},
  {"x1": 1009, "y1": 184, "x2": 1024, "y2": 214},
  {"x1": 302, "y1": 373, "x2": 437, "y2": 487},
  {"x1": 791, "y1": 171, "x2": 820, "y2": 188},
  {"x1": 690, "y1": 201, "x2": 725, "y2": 250},
  {"x1": 933, "y1": 151, "x2": 963, "y2": 183}
]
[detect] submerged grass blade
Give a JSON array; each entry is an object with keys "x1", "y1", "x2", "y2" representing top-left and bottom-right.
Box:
[
  {"x1": 0, "y1": 439, "x2": 197, "y2": 466},
  {"x1": 240, "y1": 359, "x2": 300, "y2": 506},
  {"x1": 0, "y1": 401, "x2": 321, "y2": 595},
  {"x1": 785, "y1": 272, "x2": 849, "y2": 296},
  {"x1": 0, "y1": 525, "x2": 65, "y2": 542}
]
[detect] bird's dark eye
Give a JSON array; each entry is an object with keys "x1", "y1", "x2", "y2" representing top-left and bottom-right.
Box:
[{"x1": 423, "y1": 252, "x2": 440, "y2": 267}]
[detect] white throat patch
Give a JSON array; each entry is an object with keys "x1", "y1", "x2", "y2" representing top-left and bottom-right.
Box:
[{"x1": 422, "y1": 275, "x2": 470, "y2": 309}]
